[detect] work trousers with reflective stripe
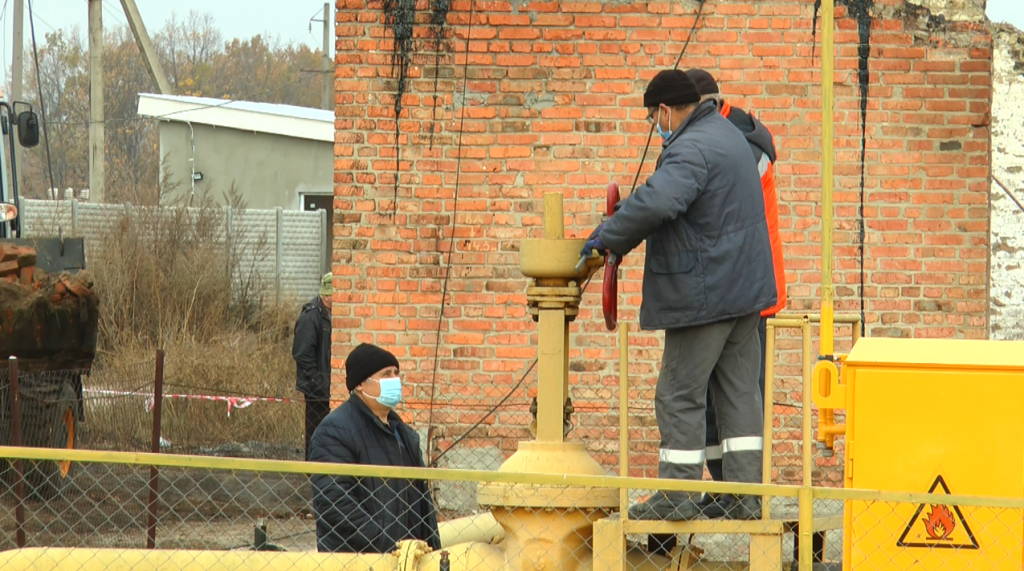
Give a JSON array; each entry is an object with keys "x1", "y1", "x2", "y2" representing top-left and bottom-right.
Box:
[
  {"x1": 705, "y1": 316, "x2": 768, "y2": 482},
  {"x1": 656, "y1": 312, "x2": 764, "y2": 500}
]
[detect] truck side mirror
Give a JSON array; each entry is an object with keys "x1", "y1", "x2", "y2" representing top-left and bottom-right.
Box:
[
  {"x1": 0, "y1": 201, "x2": 17, "y2": 222},
  {"x1": 17, "y1": 111, "x2": 39, "y2": 148}
]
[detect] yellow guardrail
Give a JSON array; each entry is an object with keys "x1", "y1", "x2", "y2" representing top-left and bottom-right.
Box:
[
  {"x1": 0, "y1": 446, "x2": 800, "y2": 498},
  {"x1": 5, "y1": 446, "x2": 1024, "y2": 511}
]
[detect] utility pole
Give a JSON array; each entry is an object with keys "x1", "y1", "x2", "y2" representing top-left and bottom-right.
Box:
[
  {"x1": 11, "y1": 0, "x2": 24, "y2": 193},
  {"x1": 88, "y1": 0, "x2": 104, "y2": 203},
  {"x1": 321, "y1": 3, "x2": 332, "y2": 111},
  {"x1": 119, "y1": 0, "x2": 172, "y2": 95}
]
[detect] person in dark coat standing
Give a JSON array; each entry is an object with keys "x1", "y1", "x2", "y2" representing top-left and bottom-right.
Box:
[
  {"x1": 581, "y1": 70, "x2": 777, "y2": 521},
  {"x1": 293, "y1": 272, "x2": 334, "y2": 460},
  {"x1": 685, "y1": 68, "x2": 788, "y2": 519},
  {"x1": 309, "y1": 343, "x2": 441, "y2": 554}
]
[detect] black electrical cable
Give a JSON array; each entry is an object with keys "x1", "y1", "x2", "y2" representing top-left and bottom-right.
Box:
[
  {"x1": 26, "y1": 0, "x2": 55, "y2": 196},
  {"x1": 627, "y1": 0, "x2": 706, "y2": 196},
  {"x1": 431, "y1": 273, "x2": 597, "y2": 466},
  {"x1": 425, "y1": 0, "x2": 474, "y2": 466},
  {"x1": 432, "y1": 360, "x2": 534, "y2": 466}
]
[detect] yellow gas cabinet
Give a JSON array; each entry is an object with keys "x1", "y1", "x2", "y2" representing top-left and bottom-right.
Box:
[{"x1": 815, "y1": 337, "x2": 1024, "y2": 571}]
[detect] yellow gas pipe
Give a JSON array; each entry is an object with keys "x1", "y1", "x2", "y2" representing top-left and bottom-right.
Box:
[{"x1": 812, "y1": 0, "x2": 846, "y2": 450}]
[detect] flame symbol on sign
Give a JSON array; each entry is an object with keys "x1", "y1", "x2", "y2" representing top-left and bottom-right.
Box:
[{"x1": 922, "y1": 505, "x2": 956, "y2": 540}]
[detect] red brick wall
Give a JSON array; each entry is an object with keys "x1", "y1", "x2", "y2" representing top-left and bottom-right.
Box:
[{"x1": 330, "y1": 0, "x2": 992, "y2": 486}]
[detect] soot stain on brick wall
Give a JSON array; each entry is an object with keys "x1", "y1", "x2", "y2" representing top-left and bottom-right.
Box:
[
  {"x1": 429, "y1": 0, "x2": 452, "y2": 149},
  {"x1": 811, "y1": 0, "x2": 873, "y2": 331},
  {"x1": 383, "y1": 0, "x2": 416, "y2": 216}
]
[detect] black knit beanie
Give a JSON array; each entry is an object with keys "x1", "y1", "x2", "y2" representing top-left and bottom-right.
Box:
[
  {"x1": 685, "y1": 68, "x2": 719, "y2": 96},
  {"x1": 643, "y1": 69, "x2": 700, "y2": 108},
  {"x1": 345, "y1": 343, "x2": 400, "y2": 391}
]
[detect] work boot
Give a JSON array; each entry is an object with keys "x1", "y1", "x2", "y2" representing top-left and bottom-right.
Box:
[
  {"x1": 723, "y1": 495, "x2": 762, "y2": 520},
  {"x1": 629, "y1": 492, "x2": 700, "y2": 521},
  {"x1": 698, "y1": 493, "x2": 733, "y2": 519}
]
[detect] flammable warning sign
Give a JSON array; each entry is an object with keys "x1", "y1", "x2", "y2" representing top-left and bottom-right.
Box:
[{"x1": 897, "y1": 475, "x2": 979, "y2": 549}]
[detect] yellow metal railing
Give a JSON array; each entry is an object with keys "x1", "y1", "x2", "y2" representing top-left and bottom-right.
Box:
[
  {"x1": 4, "y1": 446, "x2": 1024, "y2": 512},
  {"x1": 0, "y1": 446, "x2": 799, "y2": 499}
]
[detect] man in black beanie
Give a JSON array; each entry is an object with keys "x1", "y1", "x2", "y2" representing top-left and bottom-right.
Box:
[
  {"x1": 308, "y1": 343, "x2": 440, "y2": 553},
  {"x1": 581, "y1": 69, "x2": 777, "y2": 521}
]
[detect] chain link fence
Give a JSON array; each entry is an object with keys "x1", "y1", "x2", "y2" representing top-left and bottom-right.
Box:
[{"x1": 1, "y1": 448, "x2": 1019, "y2": 571}]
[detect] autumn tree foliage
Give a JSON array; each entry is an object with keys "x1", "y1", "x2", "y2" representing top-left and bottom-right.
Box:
[{"x1": 17, "y1": 10, "x2": 324, "y2": 204}]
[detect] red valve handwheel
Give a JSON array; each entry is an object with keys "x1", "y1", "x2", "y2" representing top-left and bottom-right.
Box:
[{"x1": 602, "y1": 181, "x2": 621, "y2": 331}]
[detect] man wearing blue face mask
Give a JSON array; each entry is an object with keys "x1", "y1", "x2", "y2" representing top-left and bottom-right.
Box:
[
  {"x1": 581, "y1": 69, "x2": 777, "y2": 521},
  {"x1": 309, "y1": 343, "x2": 440, "y2": 553}
]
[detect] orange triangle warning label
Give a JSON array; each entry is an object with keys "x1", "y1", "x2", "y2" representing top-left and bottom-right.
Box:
[{"x1": 897, "y1": 475, "x2": 979, "y2": 549}]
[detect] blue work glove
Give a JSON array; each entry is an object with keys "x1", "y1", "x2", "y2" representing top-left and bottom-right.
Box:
[
  {"x1": 580, "y1": 235, "x2": 607, "y2": 259},
  {"x1": 587, "y1": 220, "x2": 607, "y2": 241}
]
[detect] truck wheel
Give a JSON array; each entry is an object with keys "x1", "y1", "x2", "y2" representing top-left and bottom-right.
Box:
[{"x1": 25, "y1": 382, "x2": 77, "y2": 501}]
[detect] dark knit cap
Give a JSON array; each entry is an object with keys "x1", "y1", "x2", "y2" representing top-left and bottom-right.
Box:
[
  {"x1": 643, "y1": 69, "x2": 701, "y2": 108},
  {"x1": 345, "y1": 343, "x2": 400, "y2": 391},
  {"x1": 685, "y1": 68, "x2": 719, "y2": 96}
]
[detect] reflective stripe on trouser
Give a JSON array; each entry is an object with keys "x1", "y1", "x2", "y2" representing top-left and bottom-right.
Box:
[
  {"x1": 706, "y1": 316, "x2": 768, "y2": 481},
  {"x1": 656, "y1": 312, "x2": 764, "y2": 500},
  {"x1": 705, "y1": 436, "x2": 764, "y2": 460}
]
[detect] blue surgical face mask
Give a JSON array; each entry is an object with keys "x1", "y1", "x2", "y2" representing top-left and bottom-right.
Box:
[
  {"x1": 369, "y1": 377, "x2": 402, "y2": 409},
  {"x1": 657, "y1": 107, "x2": 673, "y2": 141}
]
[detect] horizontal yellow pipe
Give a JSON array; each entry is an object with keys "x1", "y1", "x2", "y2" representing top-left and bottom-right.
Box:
[
  {"x1": 764, "y1": 318, "x2": 809, "y2": 328},
  {"x1": 439, "y1": 512, "x2": 505, "y2": 546},
  {"x1": 776, "y1": 313, "x2": 862, "y2": 324},
  {"x1": 818, "y1": 424, "x2": 846, "y2": 437},
  {"x1": 0, "y1": 446, "x2": 800, "y2": 498},
  {"x1": 0, "y1": 547, "x2": 395, "y2": 571},
  {"x1": 815, "y1": 487, "x2": 1024, "y2": 510}
]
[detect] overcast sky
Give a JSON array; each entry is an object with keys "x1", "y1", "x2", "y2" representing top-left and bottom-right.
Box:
[{"x1": 0, "y1": 0, "x2": 1020, "y2": 80}]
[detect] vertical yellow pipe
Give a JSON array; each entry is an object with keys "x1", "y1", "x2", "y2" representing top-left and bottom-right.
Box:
[
  {"x1": 619, "y1": 324, "x2": 629, "y2": 518},
  {"x1": 536, "y1": 193, "x2": 568, "y2": 444},
  {"x1": 801, "y1": 318, "x2": 813, "y2": 488},
  {"x1": 543, "y1": 193, "x2": 564, "y2": 240},
  {"x1": 537, "y1": 310, "x2": 567, "y2": 443},
  {"x1": 820, "y1": 0, "x2": 835, "y2": 358},
  {"x1": 761, "y1": 323, "x2": 776, "y2": 521},
  {"x1": 798, "y1": 486, "x2": 814, "y2": 571}
]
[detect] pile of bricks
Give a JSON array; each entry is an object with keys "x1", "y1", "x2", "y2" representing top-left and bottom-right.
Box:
[
  {"x1": 0, "y1": 244, "x2": 38, "y2": 286},
  {"x1": 0, "y1": 244, "x2": 94, "y2": 303}
]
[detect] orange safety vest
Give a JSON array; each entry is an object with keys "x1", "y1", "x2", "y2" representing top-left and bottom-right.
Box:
[{"x1": 721, "y1": 101, "x2": 787, "y2": 317}]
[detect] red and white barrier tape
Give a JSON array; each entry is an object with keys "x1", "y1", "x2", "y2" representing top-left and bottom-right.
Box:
[{"x1": 83, "y1": 388, "x2": 299, "y2": 417}]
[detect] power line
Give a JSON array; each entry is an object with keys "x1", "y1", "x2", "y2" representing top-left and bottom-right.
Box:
[
  {"x1": 425, "y1": 0, "x2": 473, "y2": 467},
  {"x1": 627, "y1": 0, "x2": 706, "y2": 196},
  {"x1": 1, "y1": 0, "x2": 9, "y2": 96},
  {"x1": 27, "y1": 0, "x2": 55, "y2": 195}
]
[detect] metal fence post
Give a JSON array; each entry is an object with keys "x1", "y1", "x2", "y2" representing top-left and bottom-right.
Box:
[
  {"x1": 319, "y1": 207, "x2": 329, "y2": 275},
  {"x1": 71, "y1": 199, "x2": 79, "y2": 236},
  {"x1": 275, "y1": 207, "x2": 283, "y2": 305},
  {"x1": 9, "y1": 356, "x2": 26, "y2": 548},
  {"x1": 147, "y1": 349, "x2": 165, "y2": 549},
  {"x1": 618, "y1": 323, "x2": 628, "y2": 518},
  {"x1": 798, "y1": 486, "x2": 813, "y2": 571},
  {"x1": 225, "y1": 206, "x2": 233, "y2": 281}
]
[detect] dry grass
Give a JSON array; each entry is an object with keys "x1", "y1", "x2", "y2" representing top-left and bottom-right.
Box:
[{"x1": 83, "y1": 193, "x2": 302, "y2": 455}]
